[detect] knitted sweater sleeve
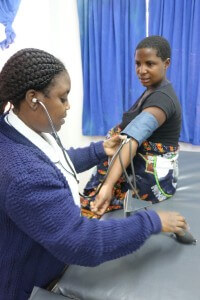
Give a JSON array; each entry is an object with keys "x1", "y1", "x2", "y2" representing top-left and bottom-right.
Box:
[
  {"x1": 67, "y1": 141, "x2": 106, "y2": 173},
  {"x1": 6, "y1": 165, "x2": 161, "y2": 267}
]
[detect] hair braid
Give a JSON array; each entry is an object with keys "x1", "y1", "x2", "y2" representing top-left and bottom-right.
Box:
[{"x1": 0, "y1": 48, "x2": 66, "y2": 114}]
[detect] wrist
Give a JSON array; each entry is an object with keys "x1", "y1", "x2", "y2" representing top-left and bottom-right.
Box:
[{"x1": 104, "y1": 179, "x2": 115, "y2": 189}]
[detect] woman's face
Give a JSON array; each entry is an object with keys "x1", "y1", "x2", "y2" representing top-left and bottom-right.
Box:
[
  {"x1": 135, "y1": 48, "x2": 170, "y2": 89},
  {"x1": 23, "y1": 71, "x2": 71, "y2": 133},
  {"x1": 40, "y1": 71, "x2": 71, "y2": 132}
]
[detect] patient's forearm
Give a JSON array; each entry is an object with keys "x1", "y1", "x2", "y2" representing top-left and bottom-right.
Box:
[{"x1": 104, "y1": 139, "x2": 138, "y2": 187}]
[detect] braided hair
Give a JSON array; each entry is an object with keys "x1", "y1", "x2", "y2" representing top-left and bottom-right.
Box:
[
  {"x1": 136, "y1": 35, "x2": 171, "y2": 61},
  {"x1": 0, "y1": 48, "x2": 66, "y2": 115}
]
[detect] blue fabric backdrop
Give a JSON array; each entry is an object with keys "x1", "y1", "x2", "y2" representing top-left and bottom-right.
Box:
[
  {"x1": 149, "y1": 0, "x2": 200, "y2": 144},
  {"x1": 0, "y1": 0, "x2": 21, "y2": 50},
  {"x1": 77, "y1": 0, "x2": 146, "y2": 136}
]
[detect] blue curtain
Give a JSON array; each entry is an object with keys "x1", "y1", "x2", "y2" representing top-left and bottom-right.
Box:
[
  {"x1": 0, "y1": 0, "x2": 21, "y2": 50},
  {"x1": 77, "y1": 0, "x2": 146, "y2": 136},
  {"x1": 149, "y1": 0, "x2": 200, "y2": 145}
]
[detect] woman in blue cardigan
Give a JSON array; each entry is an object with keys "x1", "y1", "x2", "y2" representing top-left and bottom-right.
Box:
[{"x1": 0, "y1": 48, "x2": 187, "y2": 300}]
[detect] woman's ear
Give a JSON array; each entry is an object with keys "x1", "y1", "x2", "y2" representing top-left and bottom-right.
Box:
[
  {"x1": 25, "y1": 90, "x2": 39, "y2": 110},
  {"x1": 164, "y1": 58, "x2": 170, "y2": 70}
]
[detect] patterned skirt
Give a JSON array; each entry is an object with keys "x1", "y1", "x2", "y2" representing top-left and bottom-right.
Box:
[{"x1": 81, "y1": 126, "x2": 179, "y2": 219}]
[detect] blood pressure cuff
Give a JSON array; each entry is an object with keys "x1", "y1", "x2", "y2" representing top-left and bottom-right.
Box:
[{"x1": 121, "y1": 111, "x2": 159, "y2": 146}]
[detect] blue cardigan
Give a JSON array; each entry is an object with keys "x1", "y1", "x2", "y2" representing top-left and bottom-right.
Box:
[{"x1": 0, "y1": 116, "x2": 161, "y2": 300}]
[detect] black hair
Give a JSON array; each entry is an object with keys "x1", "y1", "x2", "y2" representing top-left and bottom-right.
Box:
[
  {"x1": 0, "y1": 48, "x2": 66, "y2": 115},
  {"x1": 136, "y1": 35, "x2": 171, "y2": 61}
]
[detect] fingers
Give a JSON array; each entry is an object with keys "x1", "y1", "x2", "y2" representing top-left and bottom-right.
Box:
[
  {"x1": 173, "y1": 220, "x2": 188, "y2": 234},
  {"x1": 157, "y1": 211, "x2": 189, "y2": 233},
  {"x1": 107, "y1": 135, "x2": 121, "y2": 143},
  {"x1": 118, "y1": 134, "x2": 127, "y2": 141},
  {"x1": 90, "y1": 183, "x2": 113, "y2": 216},
  {"x1": 90, "y1": 198, "x2": 101, "y2": 213},
  {"x1": 103, "y1": 135, "x2": 123, "y2": 156},
  {"x1": 174, "y1": 214, "x2": 188, "y2": 231},
  {"x1": 90, "y1": 201, "x2": 108, "y2": 216},
  {"x1": 90, "y1": 194, "x2": 107, "y2": 215},
  {"x1": 174, "y1": 220, "x2": 188, "y2": 232}
]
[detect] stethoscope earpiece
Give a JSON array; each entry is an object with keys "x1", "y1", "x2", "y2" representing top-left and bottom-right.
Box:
[{"x1": 32, "y1": 98, "x2": 38, "y2": 103}]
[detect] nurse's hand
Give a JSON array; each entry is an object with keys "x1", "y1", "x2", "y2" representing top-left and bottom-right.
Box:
[
  {"x1": 157, "y1": 211, "x2": 188, "y2": 234},
  {"x1": 103, "y1": 135, "x2": 126, "y2": 156},
  {"x1": 90, "y1": 184, "x2": 113, "y2": 216}
]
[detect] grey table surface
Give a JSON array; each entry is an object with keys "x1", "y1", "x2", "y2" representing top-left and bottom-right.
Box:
[{"x1": 52, "y1": 151, "x2": 200, "y2": 300}]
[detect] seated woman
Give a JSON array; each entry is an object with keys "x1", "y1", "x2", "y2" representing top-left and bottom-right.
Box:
[{"x1": 81, "y1": 35, "x2": 181, "y2": 218}]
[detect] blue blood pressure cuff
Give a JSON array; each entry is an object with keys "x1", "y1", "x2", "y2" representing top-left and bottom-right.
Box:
[{"x1": 121, "y1": 111, "x2": 159, "y2": 146}]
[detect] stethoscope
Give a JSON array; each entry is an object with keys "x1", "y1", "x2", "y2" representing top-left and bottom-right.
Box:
[
  {"x1": 32, "y1": 98, "x2": 80, "y2": 183},
  {"x1": 31, "y1": 98, "x2": 138, "y2": 199}
]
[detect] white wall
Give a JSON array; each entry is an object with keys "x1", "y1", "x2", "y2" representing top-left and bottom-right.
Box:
[{"x1": 0, "y1": 0, "x2": 102, "y2": 189}]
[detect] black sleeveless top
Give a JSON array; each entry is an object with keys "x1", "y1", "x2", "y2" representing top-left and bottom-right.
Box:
[{"x1": 120, "y1": 80, "x2": 181, "y2": 147}]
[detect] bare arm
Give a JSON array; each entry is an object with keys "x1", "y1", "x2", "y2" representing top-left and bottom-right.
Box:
[
  {"x1": 91, "y1": 106, "x2": 166, "y2": 215},
  {"x1": 143, "y1": 106, "x2": 166, "y2": 125}
]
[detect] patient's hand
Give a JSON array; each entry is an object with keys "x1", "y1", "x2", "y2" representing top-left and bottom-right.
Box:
[
  {"x1": 157, "y1": 211, "x2": 188, "y2": 234},
  {"x1": 90, "y1": 184, "x2": 113, "y2": 216}
]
